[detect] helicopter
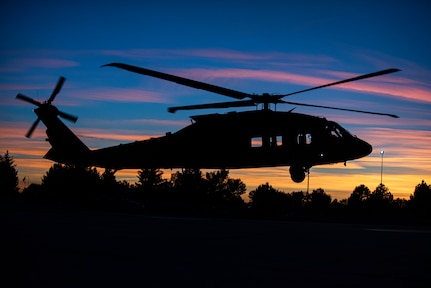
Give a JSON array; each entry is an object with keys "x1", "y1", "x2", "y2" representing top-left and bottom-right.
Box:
[{"x1": 16, "y1": 63, "x2": 400, "y2": 183}]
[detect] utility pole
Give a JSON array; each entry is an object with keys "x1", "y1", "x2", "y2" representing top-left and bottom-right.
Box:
[{"x1": 380, "y1": 150, "x2": 384, "y2": 184}]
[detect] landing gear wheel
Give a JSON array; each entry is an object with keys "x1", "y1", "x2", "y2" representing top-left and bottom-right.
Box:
[{"x1": 290, "y1": 166, "x2": 306, "y2": 183}]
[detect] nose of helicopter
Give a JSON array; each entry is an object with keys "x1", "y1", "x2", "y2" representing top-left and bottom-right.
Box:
[{"x1": 353, "y1": 137, "x2": 372, "y2": 159}]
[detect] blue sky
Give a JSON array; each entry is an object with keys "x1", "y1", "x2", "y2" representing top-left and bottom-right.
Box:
[{"x1": 1, "y1": 0, "x2": 430, "y2": 200}]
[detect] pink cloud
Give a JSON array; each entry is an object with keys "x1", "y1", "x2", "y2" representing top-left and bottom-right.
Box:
[
  {"x1": 0, "y1": 126, "x2": 26, "y2": 139},
  {"x1": 1, "y1": 58, "x2": 79, "y2": 72},
  {"x1": 174, "y1": 68, "x2": 326, "y2": 87},
  {"x1": 0, "y1": 83, "x2": 50, "y2": 91},
  {"x1": 99, "y1": 49, "x2": 337, "y2": 69},
  {"x1": 329, "y1": 110, "x2": 431, "y2": 128},
  {"x1": 75, "y1": 88, "x2": 172, "y2": 103},
  {"x1": 97, "y1": 49, "x2": 431, "y2": 104},
  {"x1": 100, "y1": 48, "x2": 258, "y2": 60},
  {"x1": 361, "y1": 128, "x2": 431, "y2": 150},
  {"x1": 173, "y1": 68, "x2": 431, "y2": 104},
  {"x1": 76, "y1": 130, "x2": 153, "y2": 143},
  {"x1": 83, "y1": 118, "x2": 188, "y2": 128},
  {"x1": 124, "y1": 118, "x2": 189, "y2": 127}
]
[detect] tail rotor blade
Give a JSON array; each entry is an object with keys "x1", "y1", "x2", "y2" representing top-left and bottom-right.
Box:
[
  {"x1": 48, "y1": 76, "x2": 66, "y2": 104},
  {"x1": 26, "y1": 118, "x2": 40, "y2": 138},
  {"x1": 58, "y1": 110, "x2": 78, "y2": 123},
  {"x1": 16, "y1": 93, "x2": 42, "y2": 107}
]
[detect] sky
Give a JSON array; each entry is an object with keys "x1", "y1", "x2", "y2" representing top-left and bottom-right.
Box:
[{"x1": 1, "y1": 0, "x2": 430, "y2": 200}]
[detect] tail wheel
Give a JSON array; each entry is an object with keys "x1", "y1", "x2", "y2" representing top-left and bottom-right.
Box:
[{"x1": 290, "y1": 165, "x2": 306, "y2": 183}]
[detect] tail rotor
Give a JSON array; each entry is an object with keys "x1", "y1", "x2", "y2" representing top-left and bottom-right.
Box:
[{"x1": 16, "y1": 76, "x2": 78, "y2": 138}]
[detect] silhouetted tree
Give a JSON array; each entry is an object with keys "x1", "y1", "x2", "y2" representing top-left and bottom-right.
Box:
[
  {"x1": 283, "y1": 191, "x2": 306, "y2": 218},
  {"x1": 204, "y1": 169, "x2": 246, "y2": 207},
  {"x1": 369, "y1": 183, "x2": 393, "y2": 203},
  {"x1": 134, "y1": 168, "x2": 171, "y2": 204},
  {"x1": 101, "y1": 169, "x2": 117, "y2": 187},
  {"x1": 330, "y1": 198, "x2": 349, "y2": 218},
  {"x1": 0, "y1": 151, "x2": 19, "y2": 200},
  {"x1": 338, "y1": 198, "x2": 348, "y2": 206},
  {"x1": 100, "y1": 169, "x2": 132, "y2": 201},
  {"x1": 41, "y1": 164, "x2": 102, "y2": 206},
  {"x1": 171, "y1": 168, "x2": 205, "y2": 206},
  {"x1": 392, "y1": 198, "x2": 408, "y2": 209},
  {"x1": 409, "y1": 180, "x2": 431, "y2": 220},
  {"x1": 137, "y1": 168, "x2": 166, "y2": 189},
  {"x1": 365, "y1": 183, "x2": 393, "y2": 218},
  {"x1": 21, "y1": 183, "x2": 43, "y2": 202},
  {"x1": 304, "y1": 188, "x2": 332, "y2": 216},
  {"x1": 249, "y1": 183, "x2": 290, "y2": 216},
  {"x1": 348, "y1": 184, "x2": 371, "y2": 207}
]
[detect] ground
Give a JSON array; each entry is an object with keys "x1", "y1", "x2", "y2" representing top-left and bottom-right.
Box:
[{"x1": 3, "y1": 203, "x2": 431, "y2": 287}]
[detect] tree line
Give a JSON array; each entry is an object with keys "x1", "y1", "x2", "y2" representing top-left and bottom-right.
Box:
[{"x1": 1, "y1": 151, "x2": 430, "y2": 223}]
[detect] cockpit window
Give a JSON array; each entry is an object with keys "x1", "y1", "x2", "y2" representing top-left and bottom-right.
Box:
[
  {"x1": 331, "y1": 127, "x2": 342, "y2": 138},
  {"x1": 326, "y1": 122, "x2": 351, "y2": 138}
]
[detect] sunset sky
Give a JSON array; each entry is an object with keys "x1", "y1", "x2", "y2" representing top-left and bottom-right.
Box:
[{"x1": 1, "y1": 0, "x2": 430, "y2": 200}]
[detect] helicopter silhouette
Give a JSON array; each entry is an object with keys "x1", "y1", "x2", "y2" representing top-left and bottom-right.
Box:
[{"x1": 16, "y1": 63, "x2": 400, "y2": 183}]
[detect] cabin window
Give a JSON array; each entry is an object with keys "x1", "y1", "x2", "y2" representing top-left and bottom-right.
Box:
[
  {"x1": 297, "y1": 133, "x2": 312, "y2": 145},
  {"x1": 251, "y1": 136, "x2": 263, "y2": 147},
  {"x1": 270, "y1": 135, "x2": 283, "y2": 147},
  {"x1": 306, "y1": 133, "x2": 312, "y2": 145},
  {"x1": 297, "y1": 134, "x2": 303, "y2": 145}
]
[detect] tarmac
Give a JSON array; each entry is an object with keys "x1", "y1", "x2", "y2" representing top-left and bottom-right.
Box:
[{"x1": 3, "y1": 204, "x2": 431, "y2": 287}]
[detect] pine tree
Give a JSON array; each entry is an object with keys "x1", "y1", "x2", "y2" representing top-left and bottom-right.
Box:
[{"x1": 0, "y1": 151, "x2": 19, "y2": 200}]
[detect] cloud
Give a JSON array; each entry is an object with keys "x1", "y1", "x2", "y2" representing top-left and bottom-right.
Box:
[
  {"x1": 0, "y1": 58, "x2": 79, "y2": 72},
  {"x1": 95, "y1": 48, "x2": 431, "y2": 104},
  {"x1": 82, "y1": 118, "x2": 188, "y2": 128},
  {"x1": 99, "y1": 48, "x2": 336, "y2": 65},
  {"x1": 75, "y1": 128, "x2": 154, "y2": 143},
  {"x1": 171, "y1": 67, "x2": 431, "y2": 104},
  {"x1": 74, "y1": 88, "x2": 171, "y2": 103},
  {"x1": 5, "y1": 48, "x2": 430, "y2": 104}
]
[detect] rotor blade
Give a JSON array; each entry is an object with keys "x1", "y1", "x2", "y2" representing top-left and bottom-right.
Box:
[
  {"x1": 168, "y1": 100, "x2": 256, "y2": 113},
  {"x1": 279, "y1": 100, "x2": 399, "y2": 118},
  {"x1": 277, "y1": 68, "x2": 401, "y2": 98},
  {"x1": 47, "y1": 76, "x2": 66, "y2": 104},
  {"x1": 58, "y1": 110, "x2": 78, "y2": 123},
  {"x1": 16, "y1": 93, "x2": 42, "y2": 107},
  {"x1": 26, "y1": 118, "x2": 40, "y2": 138},
  {"x1": 102, "y1": 63, "x2": 251, "y2": 100}
]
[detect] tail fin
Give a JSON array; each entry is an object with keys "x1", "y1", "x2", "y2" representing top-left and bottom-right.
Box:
[{"x1": 42, "y1": 115, "x2": 90, "y2": 165}]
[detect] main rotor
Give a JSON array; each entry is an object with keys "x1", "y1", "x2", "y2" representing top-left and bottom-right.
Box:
[{"x1": 102, "y1": 63, "x2": 400, "y2": 118}]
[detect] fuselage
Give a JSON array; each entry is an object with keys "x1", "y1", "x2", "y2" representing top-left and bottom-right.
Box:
[{"x1": 88, "y1": 110, "x2": 372, "y2": 170}]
